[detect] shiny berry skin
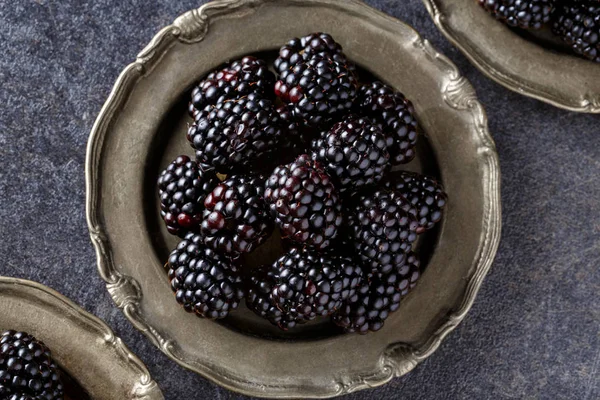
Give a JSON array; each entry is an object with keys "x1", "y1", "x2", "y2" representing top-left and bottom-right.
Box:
[
  {"x1": 158, "y1": 155, "x2": 219, "y2": 236},
  {"x1": 478, "y1": 0, "x2": 555, "y2": 30},
  {"x1": 275, "y1": 54, "x2": 358, "y2": 128},
  {"x1": 273, "y1": 32, "x2": 353, "y2": 75},
  {"x1": 200, "y1": 175, "x2": 273, "y2": 256},
  {"x1": 331, "y1": 271, "x2": 399, "y2": 334},
  {"x1": 353, "y1": 81, "x2": 419, "y2": 165},
  {"x1": 553, "y1": 2, "x2": 600, "y2": 62},
  {"x1": 347, "y1": 189, "x2": 419, "y2": 274},
  {"x1": 187, "y1": 94, "x2": 284, "y2": 173},
  {"x1": 167, "y1": 233, "x2": 244, "y2": 319},
  {"x1": 245, "y1": 266, "x2": 302, "y2": 330},
  {"x1": 384, "y1": 171, "x2": 447, "y2": 234},
  {"x1": 269, "y1": 247, "x2": 364, "y2": 322},
  {"x1": 311, "y1": 115, "x2": 390, "y2": 192},
  {"x1": 188, "y1": 56, "x2": 275, "y2": 117},
  {"x1": 0, "y1": 331, "x2": 63, "y2": 400},
  {"x1": 332, "y1": 251, "x2": 422, "y2": 334},
  {"x1": 264, "y1": 154, "x2": 343, "y2": 250}
]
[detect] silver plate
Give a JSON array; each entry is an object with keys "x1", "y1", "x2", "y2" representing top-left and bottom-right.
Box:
[
  {"x1": 424, "y1": 0, "x2": 600, "y2": 113},
  {"x1": 86, "y1": 0, "x2": 502, "y2": 397},
  {"x1": 0, "y1": 277, "x2": 163, "y2": 400}
]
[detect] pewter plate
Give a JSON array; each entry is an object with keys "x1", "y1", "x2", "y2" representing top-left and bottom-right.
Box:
[
  {"x1": 424, "y1": 0, "x2": 600, "y2": 113},
  {"x1": 0, "y1": 277, "x2": 163, "y2": 400},
  {"x1": 86, "y1": 0, "x2": 501, "y2": 398}
]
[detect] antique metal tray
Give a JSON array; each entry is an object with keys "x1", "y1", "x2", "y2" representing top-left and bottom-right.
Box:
[
  {"x1": 424, "y1": 0, "x2": 600, "y2": 113},
  {"x1": 0, "y1": 277, "x2": 163, "y2": 400},
  {"x1": 86, "y1": 0, "x2": 501, "y2": 397}
]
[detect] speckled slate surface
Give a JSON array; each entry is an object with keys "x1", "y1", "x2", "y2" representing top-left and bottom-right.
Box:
[{"x1": 0, "y1": 0, "x2": 598, "y2": 399}]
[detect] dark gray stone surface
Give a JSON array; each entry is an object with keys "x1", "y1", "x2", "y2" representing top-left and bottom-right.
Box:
[{"x1": 0, "y1": 0, "x2": 598, "y2": 399}]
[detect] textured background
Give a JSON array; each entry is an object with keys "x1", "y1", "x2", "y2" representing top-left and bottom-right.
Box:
[{"x1": 0, "y1": 0, "x2": 598, "y2": 399}]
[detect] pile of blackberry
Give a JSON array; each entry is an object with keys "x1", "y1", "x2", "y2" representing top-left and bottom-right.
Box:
[
  {"x1": 477, "y1": 0, "x2": 600, "y2": 62},
  {"x1": 157, "y1": 33, "x2": 448, "y2": 332},
  {"x1": 0, "y1": 330, "x2": 64, "y2": 400}
]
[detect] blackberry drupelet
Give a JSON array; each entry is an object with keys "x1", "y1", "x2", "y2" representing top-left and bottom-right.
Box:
[
  {"x1": 246, "y1": 266, "x2": 301, "y2": 330},
  {"x1": 0, "y1": 331, "x2": 64, "y2": 400},
  {"x1": 553, "y1": 2, "x2": 600, "y2": 62},
  {"x1": 331, "y1": 271, "x2": 400, "y2": 334},
  {"x1": 187, "y1": 93, "x2": 284, "y2": 173},
  {"x1": 167, "y1": 232, "x2": 244, "y2": 319},
  {"x1": 353, "y1": 81, "x2": 418, "y2": 165},
  {"x1": 269, "y1": 247, "x2": 364, "y2": 321},
  {"x1": 158, "y1": 155, "x2": 219, "y2": 236},
  {"x1": 384, "y1": 171, "x2": 447, "y2": 234},
  {"x1": 274, "y1": 55, "x2": 358, "y2": 128},
  {"x1": 477, "y1": 0, "x2": 555, "y2": 29},
  {"x1": 311, "y1": 115, "x2": 390, "y2": 192},
  {"x1": 397, "y1": 251, "x2": 422, "y2": 297},
  {"x1": 189, "y1": 56, "x2": 275, "y2": 117},
  {"x1": 274, "y1": 32, "x2": 352, "y2": 75},
  {"x1": 200, "y1": 175, "x2": 272, "y2": 256},
  {"x1": 264, "y1": 154, "x2": 343, "y2": 250},
  {"x1": 347, "y1": 189, "x2": 419, "y2": 274}
]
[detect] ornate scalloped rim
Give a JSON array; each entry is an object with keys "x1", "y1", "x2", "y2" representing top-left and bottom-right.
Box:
[
  {"x1": 0, "y1": 277, "x2": 163, "y2": 400},
  {"x1": 85, "y1": 0, "x2": 501, "y2": 397},
  {"x1": 423, "y1": 0, "x2": 600, "y2": 114}
]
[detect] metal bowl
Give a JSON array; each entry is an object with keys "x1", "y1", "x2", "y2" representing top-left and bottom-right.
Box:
[
  {"x1": 86, "y1": 0, "x2": 501, "y2": 397},
  {"x1": 424, "y1": 0, "x2": 600, "y2": 113},
  {"x1": 0, "y1": 277, "x2": 163, "y2": 400}
]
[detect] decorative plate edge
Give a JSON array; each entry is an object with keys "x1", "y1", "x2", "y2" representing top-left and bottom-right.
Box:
[
  {"x1": 0, "y1": 277, "x2": 164, "y2": 400},
  {"x1": 85, "y1": 0, "x2": 502, "y2": 398},
  {"x1": 423, "y1": 0, "x2": 600, "y2": 114}
]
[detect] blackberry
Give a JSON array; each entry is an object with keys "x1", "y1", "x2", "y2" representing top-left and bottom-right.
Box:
[
  {"x1": 200, "y1": 175, "x2": 272, "y2": 256},
  {"x1": 264, "y1": 154, "x2": 343, "y2": 250},
  {"x1": 353, "y1": 82, "x2": 418, "y2": 165},
  {"x1": 396, "y1": 251, "x2": 422, "y2": 297},
  {"x1": 187, "y1": 93, "x2": 284, "y2": 173},
  {"x1": 0, "y1": 331, "x2": 64, "y2": 400},
  {"x1": 274, "y1": 32, "x2": 353, "y2": 75},
  {"x1": 477, "y1": 0, "x2": 555, "y2": 29},
  {"x1": 158, "y1": 155, "x2": 219, "y2": 236},
  {"x1": 331, "y1": 271, "x2": 399, "y2": 334},
  {"x1": 269, "y1": 247, "x2": 364, "y2": 321},
  {"x1": 384, "y1": 171, "x2": 447, "y2": 234},
  {"x1": 188, "y1": 56, "x2": 275, "y2": 117},
  {"x1": 552, "y1": 2, "x2": 600, "y2": 62},
  {"x1": 347, "y1": 189, "x2": 418, "y2": 274},
  {"x1": 245, "y1": 266, "x2": 301, "y2": 330},
  {"x1": 274, "y1": 55, "x2": 358, "y2": 128},
  {"x1": 167, "y1": 232, "x2": 244, "y2": 319},
  {"x1": 311, "y1": 115, "x2": 390, "y2": 192}
]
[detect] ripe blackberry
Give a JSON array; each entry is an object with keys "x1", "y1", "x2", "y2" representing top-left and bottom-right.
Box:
[
  {"x1": 477, "y1": 0, "x2": 555, "y2": 29},
  {"x1": 167, "y1": 232, "x2": 244, "y2": 319},
  {"x1": 396, "y1": 251, "x2": 422, "y2": 297},
  {"x1": 353, "y1": 82, "x2": 418, "y2": 165},
  {"x1": 264, "y1": 154, "x2": 343, "y2": 250},
  {"x1": 274, "y1": 32, "x2": 353, "y2": 75},
  {"x1": 331, "y1": 271, "x2": 399, "y2": 334},
  {"x1": 553, "y1": 2, "x2": 600, "y2": 62},
  {"x1": 200, "y1": 175, "x2": 272, "y2": 256},
  {"x1": 311, "y1": 115, "x2": 390, "y2": 192},
  {"x1": 384, "y1": 171, "x2": 447, "y2": 234},
  {"x1": 158, "y1": 155, "x2": 219, "y2": 236},
  {"x1": 187, "y1": 93, "x2": 284, "y2": 173},
  {"x1": 269, "y1": 247, "x2": 364, "y2": 321},
  {"x1": 245, "y1": 266, "x2": 301, "y2": 330},
  {"x1": 188, "y1": 56, "x2": 275, "y2": 117},
  {"x1": 274, "y1": 55, "x2": 358, "y2": 128},
  {"x1": 0, "y1": 331, "x2": 63, "y2": 400},
  {"x1": 347, "y1": 189, "x2": 418, "y2": 274}
]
